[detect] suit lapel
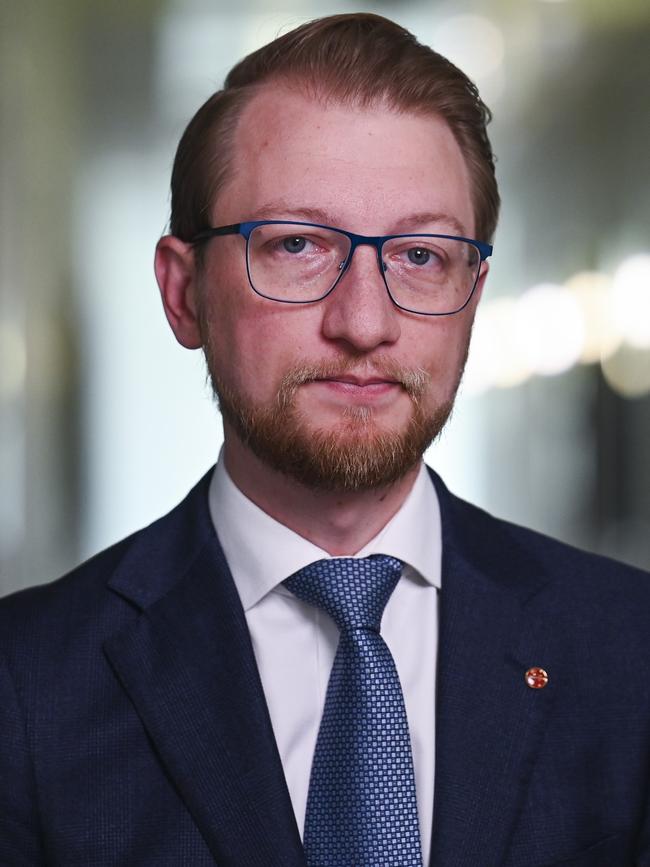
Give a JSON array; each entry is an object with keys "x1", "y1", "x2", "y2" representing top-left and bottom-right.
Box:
[
  {"x1": 103, "y1": 474, "x2": 306, "y2": 867},
  {"x1": 100, "y1": 466, "x2": 562, "y2": 865},
  {"x1": 429, "y1": 472, "x2": 560, "y2": 866}
]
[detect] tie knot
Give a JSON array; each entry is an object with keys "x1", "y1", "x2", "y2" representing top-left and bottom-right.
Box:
[{"x1": 284, "y1": 554, "x2": 403, "y2": 632}]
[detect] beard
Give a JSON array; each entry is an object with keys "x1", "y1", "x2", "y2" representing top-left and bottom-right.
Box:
[
  {"x1": 202, "y1": 337, "x2": 460, "y2": 493},
  {"x1": 196, "y1": 277, "x2": 467, "y2": 494},
  {"x1": 211, "y1": 360, "x2": 452, "y2": 493}
]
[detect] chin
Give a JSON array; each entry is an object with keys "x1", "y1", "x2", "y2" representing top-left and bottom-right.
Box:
[
  {"x1": 205, "y1": 353, "x2": 456, "y2": 492},
  {"x1": 226, "y1": 394, "x2": 451, "y2": 493}
]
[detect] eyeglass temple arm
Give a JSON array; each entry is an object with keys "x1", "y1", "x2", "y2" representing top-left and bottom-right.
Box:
[{"x1": 190, "y1": 224, "x2": 242, "y2": 244}]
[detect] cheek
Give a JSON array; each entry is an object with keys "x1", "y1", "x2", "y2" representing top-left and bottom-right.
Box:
[
  {"x1": 199, "y1": 258, "x2": 263, "y2": 384},
  {"x1": 416, "y1": 317, "x2": 463, "y2": 362},
  {"x1": 414, "y1": 316, "x2": 474, "y2": 389},
  {"x1": 205, "y1": 292, "x2": 317, "y2": 401}
]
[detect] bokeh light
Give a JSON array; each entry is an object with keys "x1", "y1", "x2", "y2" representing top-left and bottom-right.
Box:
[
  {"x1": 514, "y1": 283, "x2": 585, "y2": 376},
  {"x1": 611, "y1": 253, "x2": 650, "y2": 350},
  {"x1": 601, "y1": 343, "x2": 650, "y2": 398},
  {"x1": 465, "y1": 297, "x2": 531, "y2": 394},
  {"x1": 566, "y1": 271, "x2": 620, "y2": 363}
]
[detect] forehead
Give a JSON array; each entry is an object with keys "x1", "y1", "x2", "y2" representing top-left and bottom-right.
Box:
[{"x1": 214, "y1": 84, "x2": 475, "y2": 236}]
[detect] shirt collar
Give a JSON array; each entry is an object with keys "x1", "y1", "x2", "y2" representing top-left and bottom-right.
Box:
[{"x1": 208, "y1": 450, "x2": 442, "y2": 612}]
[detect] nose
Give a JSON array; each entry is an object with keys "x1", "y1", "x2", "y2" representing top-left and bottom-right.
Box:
[{"x1": 320, "y1": 244, "x2": 401, "y2": 352}]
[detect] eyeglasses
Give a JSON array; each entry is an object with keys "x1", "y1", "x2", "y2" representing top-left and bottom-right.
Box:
[{"x1": 191, "y1": 220, "x2": 493, "y2": 316}]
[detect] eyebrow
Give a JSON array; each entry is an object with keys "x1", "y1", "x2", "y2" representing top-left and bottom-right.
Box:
[
  {"x1": 397, "y1": 212, "x2": 468, "y2": 237},
  {"x1": 246, "y1": 201, "x2": 469, "y2": 237}
]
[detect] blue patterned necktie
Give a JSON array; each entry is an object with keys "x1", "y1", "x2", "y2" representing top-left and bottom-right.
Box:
[{"x1": 284, "y1": 555, "x2": 423, "y2": 867}]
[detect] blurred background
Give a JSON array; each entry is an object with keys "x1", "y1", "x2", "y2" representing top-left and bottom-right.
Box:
[{"x1": 1, "y1": 0, "x2": 649, "y2": 595}]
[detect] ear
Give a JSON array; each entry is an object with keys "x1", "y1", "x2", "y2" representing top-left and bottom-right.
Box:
[
  {"x1": 473, "y1": 259, "x2": 490, "y2": 307},
  {"x1": 154, "y1": 235, "x2": 203, "y2": 349}
]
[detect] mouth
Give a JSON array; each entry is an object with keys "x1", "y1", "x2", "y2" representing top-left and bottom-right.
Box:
[
  {"x1": 276, "y1": 359, "x2": 428, "y2": 408},
  {"x1": 321, "y1": 375, "x2": 401, "y2": 388},
  {"x1": 310, "y1": 376, "x2": 403, "y2": 400}
]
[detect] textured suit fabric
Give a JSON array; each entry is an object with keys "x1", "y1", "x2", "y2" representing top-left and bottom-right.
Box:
[{"x1": 1, "y1": 466, "x2": 650, "y2": 866}]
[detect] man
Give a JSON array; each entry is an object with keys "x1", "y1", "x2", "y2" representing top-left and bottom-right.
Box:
[{"x1": 1, "y1": 12, "x2": 649, "y2": 867}]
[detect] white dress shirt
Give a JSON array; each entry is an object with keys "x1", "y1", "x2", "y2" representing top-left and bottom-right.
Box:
[{"x1": 208, "y1": 453, "x2": 441, "y2": 864}]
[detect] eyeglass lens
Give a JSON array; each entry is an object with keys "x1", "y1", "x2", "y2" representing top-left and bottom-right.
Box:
[{"x1": 246, "y1": 223, "x2": 481, "y2": 314}]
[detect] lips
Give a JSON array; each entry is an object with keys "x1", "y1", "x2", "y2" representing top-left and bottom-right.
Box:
[
  {"x1": 323, "y1": 376, "x2": 400, "y2": 387},
  {"x1": 278, "y1": 359, "x2": 427, "y2": 404},
  {"x1": 310, "y1": 376, "x2": 403, "y2": 400}
]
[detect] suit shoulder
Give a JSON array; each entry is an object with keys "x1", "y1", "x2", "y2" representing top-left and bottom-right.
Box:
[
  {"x1": 0, "y1": 533, "x2": 135, "y2": 648},
  {"x1": 492, "y1": 505, "x2": 647, "y2": 588},
  {"x1": 0, "y1": 469, "x2": 215, "y2": 655},
  {"x1": 430, "y1": 467, "x2": 650, "y2": 603}
]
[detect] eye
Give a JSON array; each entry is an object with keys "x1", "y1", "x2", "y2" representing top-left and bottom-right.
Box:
[
  {"x1": 283, "y1": 236, "x2": 308, "y2": 254},
  {"x1": 407, "y1": 247, "x2": 431, "y2": 266}
]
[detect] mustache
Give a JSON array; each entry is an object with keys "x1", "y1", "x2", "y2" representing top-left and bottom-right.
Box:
[{"x1": 276, "y1": 357, "x2": 430, "y2": 410}]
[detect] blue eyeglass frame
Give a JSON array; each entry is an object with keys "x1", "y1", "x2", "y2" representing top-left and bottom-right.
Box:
[{"x1": 190, "y1": 219, "x2": 493, "y2": 316}]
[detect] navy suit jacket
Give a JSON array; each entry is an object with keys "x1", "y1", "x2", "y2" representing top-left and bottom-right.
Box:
[{"x1": 2, "y1": 467, "x2": 650, "y2": 866}]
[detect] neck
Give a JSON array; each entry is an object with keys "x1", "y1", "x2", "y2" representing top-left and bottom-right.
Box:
[{"x1": 222, "y1": 431, "x2": 420, "y2": 556}]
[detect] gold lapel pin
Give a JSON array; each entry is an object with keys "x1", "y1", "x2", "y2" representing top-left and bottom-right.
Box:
[{"x1": 525, "y1": 667, "x2": 549, "y2": 689}]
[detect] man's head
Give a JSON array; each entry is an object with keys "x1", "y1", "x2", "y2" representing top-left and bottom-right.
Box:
[
  {"x1": 155, "y1": 13, "x2": 499, "y2": 493},
  {"x1": 169, "y1": 13, "x2": 499, "y2": 249}
]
